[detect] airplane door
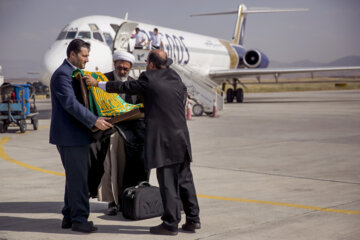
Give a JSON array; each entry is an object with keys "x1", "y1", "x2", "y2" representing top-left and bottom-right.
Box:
[{"x1": 113, "y1": 22, "x2": 138, "y2": 53}]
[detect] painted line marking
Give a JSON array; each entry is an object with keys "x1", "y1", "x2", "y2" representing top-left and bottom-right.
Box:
[
  {"x1": 197, "y1": 194, "x2": 360, "y2": 215},
  {"x1": 0, "y1": 137, "x2": 65, "y2": 176},
  {"x1": 1, "y1": 137, "x2": 359, "y2": 215}
]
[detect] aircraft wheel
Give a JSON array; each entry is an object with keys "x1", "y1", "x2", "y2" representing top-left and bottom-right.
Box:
[
  {"x1": 235, "y1": 88, "x2": 244, "y2": 103},
  {"x1": 226, "y1": 89, "x2": 234, "y2": 103},
  {"x1": 192, "y1": 104, "x2": 204, "y2": 116},
  {"x1": 19, "y1": 120, "x2": 27, "y2": 133}
]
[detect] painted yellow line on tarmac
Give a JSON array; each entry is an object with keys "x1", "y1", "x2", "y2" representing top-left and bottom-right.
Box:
[
  {"x1": 197, "y1": 194, "x2": 360, "y2": 215},
  {"x1": 1, "y1": 137, "x2": 359, "y2": 215},
  {"x1": 38, "y1": 124, "x2": 50, "y2": 130},
  {"x1": 14, "y1": 124, "x2": 50, "y2": 134},
  {"x1": 0, "y1": 137, "x2": 65, "y2": 176}
]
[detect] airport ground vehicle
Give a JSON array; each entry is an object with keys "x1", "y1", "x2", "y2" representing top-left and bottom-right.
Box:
[{"x1": 0, "y1": 84, "x2": 39, "y2": 133}]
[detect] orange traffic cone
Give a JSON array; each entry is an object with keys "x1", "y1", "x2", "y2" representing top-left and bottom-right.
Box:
[
  {"x1": 212, "y1": 98, "x2": 217, "y2": 118},
  {"x1": 186, "y1": 101, "x2": 192, "y2": 120}
]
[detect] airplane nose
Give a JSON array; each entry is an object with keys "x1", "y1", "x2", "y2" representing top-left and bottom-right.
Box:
[{"x1": 40, "y1": 41, "x2": 68, "y2": 85}]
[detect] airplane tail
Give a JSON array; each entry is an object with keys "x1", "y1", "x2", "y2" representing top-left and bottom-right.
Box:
[{"x1": 191, "y1": 4, "x2": 307, "y2": 45}]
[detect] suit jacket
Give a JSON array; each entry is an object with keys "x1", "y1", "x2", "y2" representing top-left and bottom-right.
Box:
[
  {"x1": 104, "y1": 71, "x2": 142, "y2": 104},
  {"x1": 106, "y1": 68, "x2": 192, "y2": 169},
  {"x1": 49, "y1": 59, "x2": 97, "y2": 146}
]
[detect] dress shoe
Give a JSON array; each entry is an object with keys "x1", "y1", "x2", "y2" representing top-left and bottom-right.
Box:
[
  {"x1": 71, "y1": 221, "x2": 98, "y2": 233},
  {"x1": 61, "y1": 217, "x2": 72, "y2": 229},
  {"x1": 106, "y1": 203, "x2": 118, "y2": 216},
  {"x1": 150, "y1": 224, "x2": 178, "y2": 236},
  {"x1": 182, "y1": 221, "x2": 201, "y2": 232}
]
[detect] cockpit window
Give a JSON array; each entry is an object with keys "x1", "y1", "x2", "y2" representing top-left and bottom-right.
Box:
[
  {"x1": 93, "y1": 32, "x2": 104, "y2": 42},
  {"x1": 103, "y1": 32, "x2": 113, "y2": 48},
  {"x1": 65, "y1": 31, "x2": 77, "y2": 39},
  {"x1": 89, "y1": 24, "x2": 99, "y2": 31},
  {"x1": 57, "y1": 31, "x2": 67, "y2": 40},
  {"x1": 78, "y1": 31, "x2": 91, "y2": 39}
]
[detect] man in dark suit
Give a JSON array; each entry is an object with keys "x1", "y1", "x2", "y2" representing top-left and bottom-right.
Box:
[
  {"x1": 50, "y1": 39, "x2": 112, "y2": 233},
  {"x1": 96, "y1": 50, "x2": 148, "y2": 216},
  {"x1": 86, "y1": 49, "x2": 201, "y2": 236}
]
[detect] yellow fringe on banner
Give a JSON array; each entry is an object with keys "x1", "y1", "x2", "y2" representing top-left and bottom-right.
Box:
[{"x1": 72, "y1": 69, "x2": 143, "y2": 117}]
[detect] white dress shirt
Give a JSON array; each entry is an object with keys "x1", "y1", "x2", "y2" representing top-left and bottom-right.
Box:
[{"x1": 150, "y1": 34, "x2": 162, "y2": 48}]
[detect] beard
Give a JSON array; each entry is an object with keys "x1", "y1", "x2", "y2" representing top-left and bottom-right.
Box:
[{"x1": 114, "y1": 72, "x2": 128, "y2": 82}]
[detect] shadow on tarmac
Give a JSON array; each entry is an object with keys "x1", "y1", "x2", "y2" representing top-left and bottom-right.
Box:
[
  {"x1": 0, "y1": 201, "x2": 150, "y2": 234},
  {"x1": 0, "y1": 216, "x2": 150, "y2": 234},
  {"x1": 38, "y1": 109, "x2": 51, "y2": 119}
]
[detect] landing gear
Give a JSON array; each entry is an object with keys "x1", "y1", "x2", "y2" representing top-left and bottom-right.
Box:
[
  {"x1": 235, "y1": 88, "x2": 243, "y2": 103},
  {"x1": 224, "y1": 78, "x2": 245, "y2": 103},
  {"x1": 226, "y1": 89, "x2": 234, "y2": 103}
]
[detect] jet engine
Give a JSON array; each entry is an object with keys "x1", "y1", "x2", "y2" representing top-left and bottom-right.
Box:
[{"x1": 243, "y1": 49, "x2": 269, "y2": 68}]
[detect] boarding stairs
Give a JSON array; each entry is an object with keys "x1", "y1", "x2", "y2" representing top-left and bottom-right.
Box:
[{"x1": 130, "y1": 49, "x2": 223, "y2": 116}]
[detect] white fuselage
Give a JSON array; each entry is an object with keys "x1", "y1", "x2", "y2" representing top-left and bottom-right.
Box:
[{"x1": 41, "y1": 15, "x2": 244, "y2": 86}]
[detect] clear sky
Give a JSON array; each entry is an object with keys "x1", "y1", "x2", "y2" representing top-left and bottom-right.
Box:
[{"x1": 0, "y1": 0, "x2": 359, "y2": 78}]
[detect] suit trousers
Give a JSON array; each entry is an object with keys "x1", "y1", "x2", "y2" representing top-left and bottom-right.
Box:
[
  {"x1": 57, "y1": 145, "x2": 90, "y2": 223},
  {"x1": 156, "y1": 161, "x2": 200, "y2": 231}
]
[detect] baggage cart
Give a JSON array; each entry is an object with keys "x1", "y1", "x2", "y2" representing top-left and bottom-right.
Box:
[{"x1": 0, "y1": 84, "x2": 39, "y2": 133}]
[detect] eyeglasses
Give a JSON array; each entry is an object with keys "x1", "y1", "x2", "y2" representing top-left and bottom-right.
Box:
[{"x1": 116, "y1": 67, "x2": 130, "y2": 72}]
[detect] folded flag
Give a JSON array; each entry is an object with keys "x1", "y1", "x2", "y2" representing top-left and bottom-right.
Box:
[{"x1": 72, "y1": 69, "x2": 143, "y2": 117}]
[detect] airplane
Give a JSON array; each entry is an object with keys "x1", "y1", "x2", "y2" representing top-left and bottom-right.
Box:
[{"x1": 41, "y1": 4, "x2": 360, "y2": 116}]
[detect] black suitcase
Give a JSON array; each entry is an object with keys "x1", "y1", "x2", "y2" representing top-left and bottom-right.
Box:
[{"x1": 122, "y1": 181, "x2": 163, "y2": 220}]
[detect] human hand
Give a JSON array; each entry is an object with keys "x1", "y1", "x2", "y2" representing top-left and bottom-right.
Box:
[
  {"x1": 94, "y1": 117, "x2": 113, "y2": 130},
  {"x1": 84, "y1": 74, "x2": 98, "y2": 87}
]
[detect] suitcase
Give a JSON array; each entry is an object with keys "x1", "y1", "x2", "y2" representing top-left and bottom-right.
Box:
[{"x1": 122, "y1": 181, "x2": 163, "y2": 220}]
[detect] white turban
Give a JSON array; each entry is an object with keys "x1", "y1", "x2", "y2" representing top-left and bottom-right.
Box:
[{"x1": 112, "y1": 50, "x2": 135, "y2": 65}]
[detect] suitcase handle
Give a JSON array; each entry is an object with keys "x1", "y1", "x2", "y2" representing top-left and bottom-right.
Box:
[{"x1": 136, "y1": 181, "x2": 151, "y2": 188}]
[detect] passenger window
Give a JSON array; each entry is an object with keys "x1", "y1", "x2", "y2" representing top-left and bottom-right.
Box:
[
  {"x1": 78, "y1": 31, "x2": 91, "y2": 39},
  {"x1": 56, "y1": 31, "x2": 67, "y2": 40},
  {"x1": 65, "y1": 31, "x2": 77, "y2": 39},
  {"x1": 93, "y1": 32, "x2": 104, "y2": 42},
  {"x1": 103, "y1": 32, "x2": 113, "y2": 48}
]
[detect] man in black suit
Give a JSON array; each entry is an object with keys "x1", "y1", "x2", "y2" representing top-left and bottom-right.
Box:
[
  {"x1": 86, "y1": 49, "x2": 201, "y2": 236},
  {"x1": 50, "y1": 39, "x2": 112, "y2": 233},
  {"x1": 96, "y1": 50, "x2": 149, "y2": 216}
]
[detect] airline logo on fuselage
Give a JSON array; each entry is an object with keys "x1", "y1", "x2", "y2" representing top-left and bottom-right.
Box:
[{"x1": 140, "y1": 30, "x2": 190, "y2": 65}]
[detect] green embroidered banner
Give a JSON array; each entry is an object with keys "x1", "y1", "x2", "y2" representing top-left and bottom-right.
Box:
[{"x1": 72, "y1": 69, "x2": 143, "y2": 117}]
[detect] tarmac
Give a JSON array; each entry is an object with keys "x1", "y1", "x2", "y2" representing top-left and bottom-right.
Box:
[{"x1": 0, "y1": 90, "x2": 359, "y2": 240}]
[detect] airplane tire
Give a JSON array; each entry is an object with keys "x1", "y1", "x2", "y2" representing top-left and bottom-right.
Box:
[
  {"x1": 226, "y1": 89, "x2": 234, "y2": 103},
  {"x1": 192, "y1": 104, "x2": 204, "y2": 116},
  {"x1": 235, "y1": 88, "x2": 244, "y2": 103}
]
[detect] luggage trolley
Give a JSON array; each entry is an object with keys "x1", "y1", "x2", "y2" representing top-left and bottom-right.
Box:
[{"x1": 0, "y1": 84, "x2": 39, "y2": 133}]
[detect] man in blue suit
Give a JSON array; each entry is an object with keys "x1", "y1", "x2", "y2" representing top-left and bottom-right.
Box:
[{"x1": 49, "y1": 39, "x2": 112, "y2": 233}]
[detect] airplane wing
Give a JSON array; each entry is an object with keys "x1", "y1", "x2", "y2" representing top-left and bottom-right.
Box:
[{"x1": 209, "y1": 66, "x2": 360, "y2": 80}]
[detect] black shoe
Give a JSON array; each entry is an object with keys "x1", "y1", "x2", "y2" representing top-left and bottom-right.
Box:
[
  {"x1": 61, "y1": 217, "x2": 72, "y2": 229},
  {"x1": 150, "y1": 224, "x2": 178, "y2": 236},
  {"x1": 182, "y1": 222, "x2": 201, "y2": 232},
  {"x1": 71, "y1": 221, "x2": 98, "y2": 233},
  {"x1": 106, "y1": 202, "x2": 118, "y2": 216}
]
